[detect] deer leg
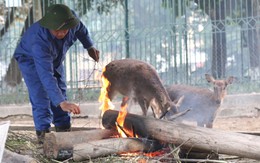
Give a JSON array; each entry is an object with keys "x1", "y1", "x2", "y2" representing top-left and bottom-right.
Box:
[
  {"x1": 137, "y1": 98, "x2": 149, "y2": 116},
  {"x1": 125, "y1": 97, "x2": 135, "y2": 113},
  {"x1": 150, "y1": 106, "x2": 156, "y2": 118},
  {"x1": 150, "y1": 99, "x2": 161, "y2": 118},
  {"x1": 121, "y1": 96, "x2": 129, "y2": 107}
]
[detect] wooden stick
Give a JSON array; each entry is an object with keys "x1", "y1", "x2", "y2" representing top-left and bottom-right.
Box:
[
  {"x1": 166, "y1": 108, "x2": 191, "y2": 120},
  {"x1": 102, "y1": 110, "x2": 260, "y2": 160}
]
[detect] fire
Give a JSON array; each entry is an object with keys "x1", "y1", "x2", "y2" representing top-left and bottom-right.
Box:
[
  {"x1": 116, "y1": 103, "x2": 128, "y2": 138},
  {"x1": 99, "y1": 66, "x2": 165, "y2": 157},
  {"x1": 120, "y1": 148, "x2": 167, "y2": 158},
  {"x1": 115, "y1": 96, "x2": 139, "y2": 138},
  {"x1": 98, "y1": 67, "x2": 114, "y2": 117},
  {"x1": 143, "y1": 149, "x2": 167, "y2": 157}
]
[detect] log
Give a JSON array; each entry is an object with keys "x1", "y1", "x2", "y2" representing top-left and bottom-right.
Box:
[
  {"x1": 2, "y1": 149, "x2": 37, "y2": 163},
  {"x1": 73, "y1": 137, "x2": 162, "y2": 161},
  {"x1": 102, "y1": 110, "x2": 260, "y2": 160},
  {"x1": 43, "y1": 129, "x2": 116, "y2": 160}
]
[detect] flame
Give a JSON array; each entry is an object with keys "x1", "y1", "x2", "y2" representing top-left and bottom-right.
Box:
[
  {"x1": 143, "y1": 149, "x2": 167, "y2": 157},
  {"x1": 120, "y1": 149, "x2": 167, "y2": 158},
  {"x1": 98, "y1": 67, "x2": 114, "y2": 117},
  {"x1": 116, "y1": 97, "x2": 139, "y2": 138},
  {"x1": 116, "y1": 103, "x2": 128, "y2": 137}
]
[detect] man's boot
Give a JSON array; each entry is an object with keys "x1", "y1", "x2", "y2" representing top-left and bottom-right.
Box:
[
  {"x1": 36, "y1": 129, "x2": 50, "y2": 144},
  {"x1": 55, "y1": 124, "x2": 71, "y2": 132}
]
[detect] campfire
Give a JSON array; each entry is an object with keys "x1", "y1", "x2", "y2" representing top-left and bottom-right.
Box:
[
  {"x1": 42, "y1": 67, "x2": 260, "y2": 162},
  {"x1": 98, "y1": 67, "x2": 137, "y2": 138},
  {"x1": 97, "y1": 69, "x2": 166, "y2": 156}
]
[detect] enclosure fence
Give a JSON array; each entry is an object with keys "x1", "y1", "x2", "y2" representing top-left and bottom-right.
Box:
[{"x1": 0, "y1": 0, "x2": 260, "y2": 104}]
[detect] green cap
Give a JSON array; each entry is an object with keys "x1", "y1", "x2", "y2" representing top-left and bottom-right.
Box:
[{"x1": 39, "y1": 4, "x2": 79, "y2": 30}]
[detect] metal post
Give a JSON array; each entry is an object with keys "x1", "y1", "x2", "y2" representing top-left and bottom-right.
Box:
[{"x1": 125, "y1": 0, "x2": 130, "y2": 58}]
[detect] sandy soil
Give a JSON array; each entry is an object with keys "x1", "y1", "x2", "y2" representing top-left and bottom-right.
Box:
[{"x1": 214, "y1": 116, "x2": 260, "y2": 133}]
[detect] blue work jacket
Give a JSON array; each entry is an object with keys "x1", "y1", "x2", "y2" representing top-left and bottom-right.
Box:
[{"x1": 14, "y1": 20, "x2": 93, "y2": 106}]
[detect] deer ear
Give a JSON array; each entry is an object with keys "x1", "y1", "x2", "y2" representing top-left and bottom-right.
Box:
[{"x1": 205, "y1": 74, "x2": 215, "y2": 84}]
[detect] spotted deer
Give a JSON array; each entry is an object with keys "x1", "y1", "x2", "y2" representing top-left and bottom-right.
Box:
[
  {"x1": 166, "y1": 74, "x2": 235, "y2": 128},
  {"x1": 101, "y1": 58, "x2": 183, "y2": 118}
]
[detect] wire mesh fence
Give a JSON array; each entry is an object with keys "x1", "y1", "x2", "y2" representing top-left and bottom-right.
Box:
[{"x1": 0, "y1": 0, "x2": 260, "y2": 104}]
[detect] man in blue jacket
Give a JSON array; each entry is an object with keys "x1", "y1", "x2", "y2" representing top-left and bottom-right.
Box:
[{"x1": 14, "y1": 4, "x2": 100, "y2": 144}]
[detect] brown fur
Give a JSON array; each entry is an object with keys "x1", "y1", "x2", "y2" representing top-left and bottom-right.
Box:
[{"x1": 102, "y1": 58, "x2": 181, "y2": 118}]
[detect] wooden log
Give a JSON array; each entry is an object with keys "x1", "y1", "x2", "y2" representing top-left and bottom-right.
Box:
[
  {"x1": 3, "y1": 149, "x2": 37, "y2": 163},
  {"x1": 73, "y1": 137, "x2": 162, "y2": 162},
  {"x1": 102, "y1": 110, "x2": 260, "y2": 160},
  {"x1": 43, "y1": 129, "x2": 116, "y2": 160}
]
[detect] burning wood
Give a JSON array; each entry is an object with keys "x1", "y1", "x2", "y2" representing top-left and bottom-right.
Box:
[
  {"x1": 102, "y1": 110, "x2": 260, "y2": 160},
  {"x1": 116, "y1": 97, "x2": 130, "y2": 137},
  {"x1": 73, "y1": 137, "x2": 163, "y2": 162}
]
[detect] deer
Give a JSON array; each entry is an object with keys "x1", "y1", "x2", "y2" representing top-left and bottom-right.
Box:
[
  {"x1": 101, "y1": 58, "x2": 184, "y2": 119},
  {"x1": 165, "y1": 74, "x2": 235, "y2": 128}
]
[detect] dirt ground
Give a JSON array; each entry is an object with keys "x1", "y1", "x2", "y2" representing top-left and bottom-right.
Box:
[
  {"x1": 214, "y1": 116, "x2": 260, "y2": 133},
  {"x1": 1, "y1": 114, "x2": 260, "y2": 163}
]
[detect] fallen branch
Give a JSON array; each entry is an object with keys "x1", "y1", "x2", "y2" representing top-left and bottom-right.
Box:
[{"x1": 166, "y1": 108, "x2": 191, "y2": 120}]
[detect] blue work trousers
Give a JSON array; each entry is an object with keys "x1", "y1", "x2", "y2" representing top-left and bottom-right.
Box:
[{"x1": 17, "y1": 57, "x2": 71, "y2": 131}]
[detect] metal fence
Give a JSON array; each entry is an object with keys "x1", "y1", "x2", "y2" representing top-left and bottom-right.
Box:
[{"x1": 0, "y1": 0, "x2": 260, "y2": 104}]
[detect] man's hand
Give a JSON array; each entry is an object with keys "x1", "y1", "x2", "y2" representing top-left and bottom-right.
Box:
[
  {"x1": 59, "y1": 101, "x2": 80, "y2": 114},
  {"x1": 88, "y1": 47, "x2": 100, "y2": 62}
]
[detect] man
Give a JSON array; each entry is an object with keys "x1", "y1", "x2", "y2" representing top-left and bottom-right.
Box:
[{"x1": 14, "y1": 4, "x2": 100, "y2": 144}]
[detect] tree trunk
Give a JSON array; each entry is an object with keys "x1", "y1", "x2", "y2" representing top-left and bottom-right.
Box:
[
  {"x1": 4, "y1": 6, "x2": 34, "y2": 87},
  {"x1": 73, "y1": 137, "x2": 162, "y2": 161},
  {"x1": 0, "y1": 7, "x2": 15, "y2": 37},
  {"x1": 102, "y1": 110, "x2": 260, "y2": 160},
  {"x1": 247, "y1": 0, "x2": 259, "y2": 68},
  {"x1": 211, "y1": 1, "x2": 227, "y2": 78},
  {"x1": 3, "y1": 149, "x2": 37, "y2": 163},
  {"x1": 33, "y1": 0, "x2": 42, "y2": 21},
  {"x1": 43, "y1": 129, "x2": 116, "y2": 160}
]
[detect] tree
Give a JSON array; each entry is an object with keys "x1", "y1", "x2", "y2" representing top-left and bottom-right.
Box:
[
  {"x1": 244, "y1": 0, "x2": 259, "y2": 69},
  {"x1": 194, "y1": 0, "x2": 227, "y2": 78},
  {"x1": 3, "y1": 5, "x2": 33, "y2": 87},
  {"x1": 162, "y1": 0, "x2": 227, "y2": 78}
]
